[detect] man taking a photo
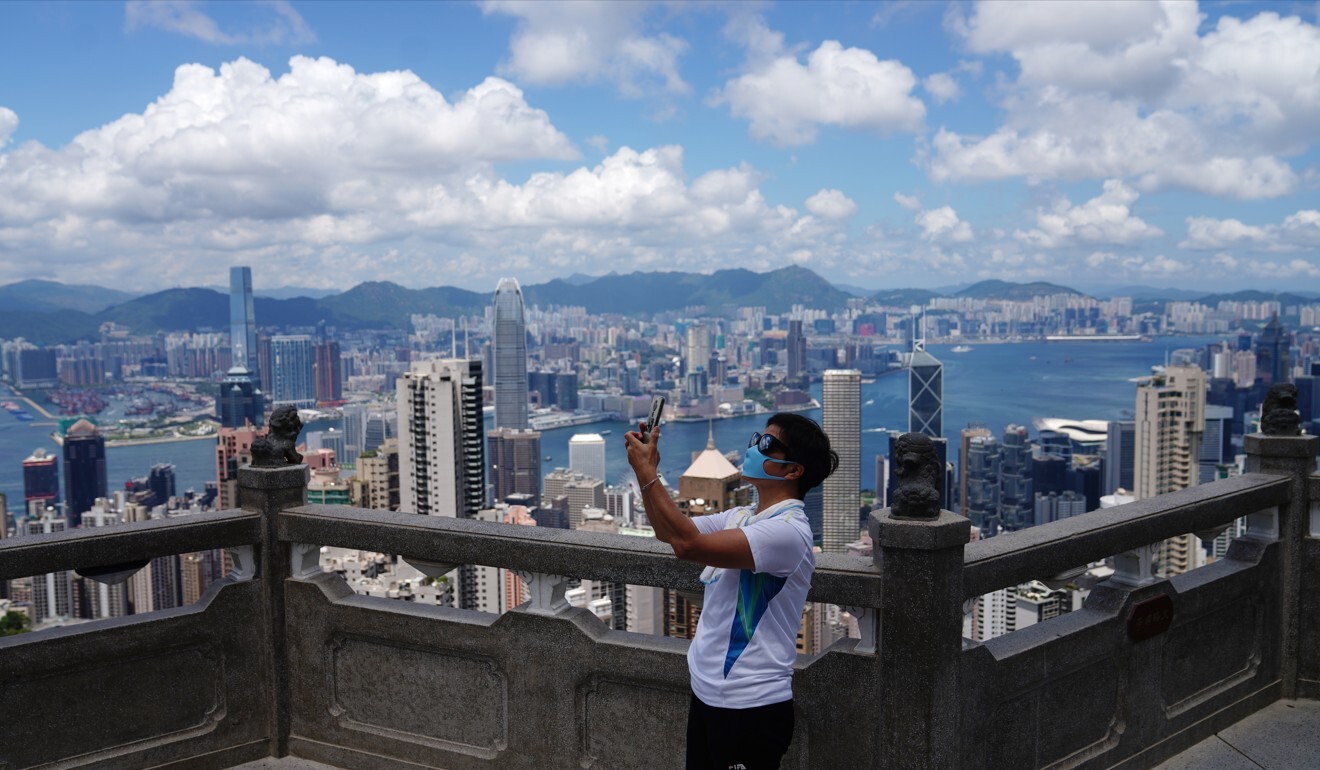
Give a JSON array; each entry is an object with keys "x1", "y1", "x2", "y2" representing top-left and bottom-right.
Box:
[{"x1": 625, "y1": 413, "x2": 838, "y2": 770}]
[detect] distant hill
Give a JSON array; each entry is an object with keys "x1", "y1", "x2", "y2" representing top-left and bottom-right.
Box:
[
  {"x1": 0, "y1": 310, "x2": 101, "y2": 345},
  {"x1": 956, "y1": 280, "x2": 1083, "y2": 300},
  {"x1": 319, "y1": 282, "x2": 490, "y2": 327},
  {"x1": 0, "y1": 279, "x2": 139, "y2": 314},
  {"x1": 256, "y1": 286, "x2": 341, "y2": 300},
  {"x1": 96, "y1": 288, "x2": 229, "y2": 333},
  {"x1": 872, "y1": 288, "x2": 944, "y2": 307},
  {"x1": 522, "y1": 265, "x2": 854, "y2": 315}
]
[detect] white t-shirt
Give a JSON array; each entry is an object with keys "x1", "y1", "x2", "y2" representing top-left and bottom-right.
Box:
[{"x1": 686, "y1": 499, "x2": 815, "y2": 709}]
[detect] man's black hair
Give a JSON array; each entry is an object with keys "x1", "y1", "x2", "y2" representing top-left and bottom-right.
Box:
[{"x1": 765, "y1": 412, "x2": 839, "y2": 497}]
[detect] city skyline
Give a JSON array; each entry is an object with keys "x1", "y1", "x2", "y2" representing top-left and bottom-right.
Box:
[{"x1": 1, "y1": 1, "x2": 1318, "y2": 292}]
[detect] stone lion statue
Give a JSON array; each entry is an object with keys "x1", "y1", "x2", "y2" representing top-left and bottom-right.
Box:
[
  {"x1": 251, "y1": 405, "x2": 304, "y2": 467},
  {"x1": 890, "y1": 432, "x2": 942, "y2": 520},
  {"x1": 1260, "y1": 383, "x2": 1301, "y2": 437}
]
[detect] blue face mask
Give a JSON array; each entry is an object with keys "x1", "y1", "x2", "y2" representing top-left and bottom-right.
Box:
[{"x1": 742, "y1": 444, "x2": 799, "y2": 481}]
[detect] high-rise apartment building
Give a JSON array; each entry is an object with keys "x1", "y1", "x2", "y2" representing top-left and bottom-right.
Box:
[
  {"x1": 313, "y1": 338, "x2": 342, "y2": 404},
  {"x1": 229, "y1": 266, "x2": 259, "y2": 375},
  {"x1": 821, "y1": 369, "x2": 861, "y2": 553},
  {"x1": 23, "y1": 449, "x2": 59, "y2": 508},
  {"x1": 398, "y1": 358, "x2": 486, "y2": 612},
  {"x1": 488, "y1": 428, "x2": 542, "y2": 502},
  {"x1": 398, "y1": 358, "x2": 485, "y2": 519},
  {"x1": 24, "y1": 509, "x2": 74, "y2": 623},
  {"x1": 270, "y1": 335, "x2": 316, "y2": 408},
  {"x1": 353, "y1": 439, "x2": 400, "y2": 511},
  {"x1": 493, "y1": 278, "x2": 530, "y2": 430},
  {"x1": 908, "y1": 345, "x2": 943, "y2": 438},
  {"x1": 1135, "y1": 365, "x2": 1207, "y2": 577},
  {"x1": 568, "y1": 433, "x2": 607, "y2": 482},
  {"x1": 1199, "y1": 405, "x2": 1235, "y2": 483},
  {"x1": 216, "y1": 425, "x2": 267, "y2": 511},
  {"x1": 62, "y1": 419, "x2": 106, "y2": 527}
]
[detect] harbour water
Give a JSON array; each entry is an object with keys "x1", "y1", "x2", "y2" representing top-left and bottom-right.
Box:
[{"x1": 0, "y1": 337, "x2": 1221, "y2": 508}]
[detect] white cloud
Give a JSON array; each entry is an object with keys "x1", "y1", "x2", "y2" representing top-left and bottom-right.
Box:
[
  {"x1": 1016, "y1": 180, "x2": 1162, "y2": 248},
  {"x1": 482, "y1": 1, "x2": 688, "y2": 96},
  {"x1": 125, "y1": 0, "x2": 315, "y2": 45},
  {"x1": 916, "y1": 205, "x2": 973, "y2": 242},
  {"x1": 892, "y1": 192, "x2": 922, "y2": 211},
  {"x1": 933, "y1": 2, "x2": 1320, "y2": 199},
  {"x1": 713, "y1": 34, "x2": 926, "y2": 145},
  {"x1": 1180, "y1": 209, "x2": 1320, "y2": 251},
  {"x1": 0, "y1": 107, "x2": 16, "y2": 147},
  {"x1": 922, "y1": 73, "x2": 961, "y2": 104},
  {"x1": 805, "y1": 189, "x2": 857, "y2": 220},
  {"x1": 0, "y1": 56, "x2": 863, "y2": 289}
]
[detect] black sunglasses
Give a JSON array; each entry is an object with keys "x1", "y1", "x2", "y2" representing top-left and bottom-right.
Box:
[{"x1": 749, "y1": 431, "x2": 795, "y2": 459}]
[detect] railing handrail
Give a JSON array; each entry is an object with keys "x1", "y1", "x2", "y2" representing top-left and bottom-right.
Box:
[
  {"x1": 278, "y1": 504, "x2": 882, "y2": 607},
  {"x1": 962, "y1": 473, "x2": 1291, "y2": 597},
  {"x1": 0, "y1": 509, "x2": 259, "y2": 581}
]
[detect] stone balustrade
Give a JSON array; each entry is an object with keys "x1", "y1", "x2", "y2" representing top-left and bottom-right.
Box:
[{"x1": 0, "y1": 433, "x2": 1315, "y2": 769}]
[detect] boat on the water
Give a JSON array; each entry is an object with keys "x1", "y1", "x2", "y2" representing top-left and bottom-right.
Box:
[{"x1": 951, "y1": 345, "x2": 972, "y2": 353}]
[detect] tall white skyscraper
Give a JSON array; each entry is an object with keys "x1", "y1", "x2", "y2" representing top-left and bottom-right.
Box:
[
  {"x1": 229, "y1": 266, "x2": 258, "y2": 374},
  {"x1": 493, "y1": 278, "x2": 529, "y2": 430},
  {"x1": 398, "y1": 358, "x2": 486, "y2": 519},
  {"x1": 1135, "y1": 365, "x2": 1207, "y2": 577},
  {"x1": 397, "y1": 358, "x2": 487, "y2": 611},
  {"x1": 569, "y1": 433, "x2": 607, "y2": 482},
  {"x1": 821, "y1": 369, "x2": 861, "y2": 554},
  {"x1": 24, "y1": 509, "x2": 74, "y2": 625}
]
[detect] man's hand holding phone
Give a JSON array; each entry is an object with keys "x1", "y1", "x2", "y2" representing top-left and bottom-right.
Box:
[{"x1": 626, "y1": 396, "x2": 665, "y2": 484}]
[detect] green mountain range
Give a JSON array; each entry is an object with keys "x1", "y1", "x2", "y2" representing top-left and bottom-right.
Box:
[{"x1": 1, "y1": 270, "x2": 1308, "y2": 346}]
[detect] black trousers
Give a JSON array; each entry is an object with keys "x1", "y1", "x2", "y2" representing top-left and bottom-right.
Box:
[{"x1": 685, "y1": 693, "x2": 795, "y2": 770}]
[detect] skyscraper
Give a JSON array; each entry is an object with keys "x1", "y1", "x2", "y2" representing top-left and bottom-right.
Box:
[
  {"x1": 493, "y1": 278, "x2": 529, "y2": 430},
  {"x1": 908, "y1": 345, "x2": 943, "y2": 438},
  {"x1": 1135, "y1": 365, "x2": 1207, "y2": 577},
  {"x1": 398, "y1": 358, "x2": 486, "y2": 611},
  {"x1": 488, "y1": 428, "x2": 542, "y2": 502},
  {"x1": 963, "y1": 434, "x2": 1000, "y2": 532},
  {"x1": 216, "y1": 424, "x2": 266, "y2": 511},
  {"x1": 1104, "y1": 420, "x2": 1136, "y2": 495},
  {"x1": 786, "y1": 320, "x2": 807, "y2": 385},
  {"x1": 686, "y1": 324, "x2": 711, "y2": 379},
  {"x1": 998, "y1": 425, "x2": 1033, "y2": 532},
  {"x1": 568, "y1": 433, "x2": 607, "y2": 482},
  {"x1": 958, "y1": 425, "x2": 991, "y2": 517},
  {"x1": 229, "y1": 266, "x2": 258, "y2": 375},
  {"x1": 398, "y1": 358, "x2": 486, "y2": 520},
  {"x1": 1254, "y1": 313, "x2": 1291, "y2": 386},
  {"x1": 270, "y1": 335, "x2": 316, "y2": 408},
  {"x1": 22, "y1": 448, "x2": 59, "y2": 509},
  {"x1": 821, "y1": 369, "x2": 861, "y2": 554},
  {"x1": 216, "y1": 364, "x2": 264, "y2": 428},
  {"x1": 148, "y1": 463, "x2": 176, "y2": 507},
  {"x1": 62, "y1": 419, "x2": 106, "y2": 527}
]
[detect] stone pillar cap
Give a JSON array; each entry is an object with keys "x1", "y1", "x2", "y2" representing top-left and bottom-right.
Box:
[{"x1": 873, "y1": 509, "x2": 971, "y2": 550}]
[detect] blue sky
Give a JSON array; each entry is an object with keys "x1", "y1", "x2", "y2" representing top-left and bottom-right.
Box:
[{"x1": 1, "y1": 1, "x2": 1318, "y2": 294}]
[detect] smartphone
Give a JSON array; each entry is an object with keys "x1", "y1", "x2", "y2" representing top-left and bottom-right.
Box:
[{"x1": 641, "y1": 396, "x2": 666, "y2": 443}]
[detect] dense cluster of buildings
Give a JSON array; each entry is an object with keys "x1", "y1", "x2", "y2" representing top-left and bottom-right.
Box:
[{"x1": 3, "y1": 269, "x2": 1319, "y2": 650}]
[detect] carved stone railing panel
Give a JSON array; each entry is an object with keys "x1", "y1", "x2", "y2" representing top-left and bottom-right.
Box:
[
  {"x1": 0, "y1": 579, "x2": 270, "y2": 770},
  {"x1": 959, "y1": 538, "x2": 1284, "y2": 770}
]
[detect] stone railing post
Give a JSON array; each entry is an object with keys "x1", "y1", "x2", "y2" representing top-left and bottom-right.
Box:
[
  {"x1": 239, "y1": 463, "x2": 308, "y2": 758},
  {"x1": 872, "y1": 506, "x2": 971, "y2": 769},
  {"x1": 1245, "y1": 430, "x2": 1318, "y2": 699}
]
